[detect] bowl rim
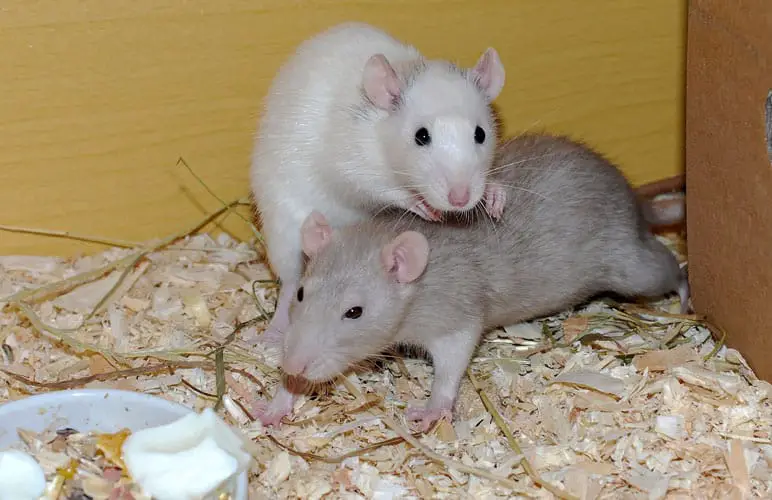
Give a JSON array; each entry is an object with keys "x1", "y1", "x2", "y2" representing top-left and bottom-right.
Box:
[{"x1": 0, "y1": 388, "x2": 193, "y2": 417}]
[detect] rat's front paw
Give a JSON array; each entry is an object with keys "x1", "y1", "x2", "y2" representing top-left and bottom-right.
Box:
[
  {"x1": 484, "y1": 183, "x2": 506, "y2": 220},
  {"x1": 259, "y1": 325, "x2": 284, "y2": 350},
  {"x1": 258, "y1": 283, "x2": 294, "y2": 347},
  {"x1": 406, "y1": 405, "x2": 453, "y2": 432},
  {"x1": 409, "y1": 197, "x2": 443, "y2": 222},
  {"x1": 260, "y1": 328, "x2": 285, "y2": 352},
  {"x1": 252, "y1": 395, "x2": 294, "y2": 428}
]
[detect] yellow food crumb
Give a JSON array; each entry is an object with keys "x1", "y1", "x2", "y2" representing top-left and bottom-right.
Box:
[
  {"x1": 55, "y1": 458, "x2": 79, "y2": 480},
  {"x1": 96, "y1": 428, "x2": 132, "y2": 470}
]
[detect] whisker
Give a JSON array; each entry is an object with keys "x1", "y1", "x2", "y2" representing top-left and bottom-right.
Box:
[
  {"x1": 487, "y1": 153, "x2": 565, "y2": 172},
  {"x1": 485, "y1": 181, "x2": 554, "y2": 203}
]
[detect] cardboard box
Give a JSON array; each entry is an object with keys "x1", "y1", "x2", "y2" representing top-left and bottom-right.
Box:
[{"x1": 685, "y1": 0, "x2": 772, "y2": 381}]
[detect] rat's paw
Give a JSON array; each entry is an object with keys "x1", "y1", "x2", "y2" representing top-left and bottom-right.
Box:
[
  {"x1": 409, "y1": 197, "x2": 443, "y2": 222},
  {"x1": 259, "y1": 326, "x2": 284, "y2": 350},
  {"x1": 253, "y1": 397, "x2": 293, "y2": 428},
  {"x1": 260, "y1": 289, "x2": 292, "y2": 344},
  {"x1": 484, "y1": 183, "x2": 506, "y2": 220},
  {"x1": 678, "y1": 279, "x2": 691, "y2": 315},
  {"x1": 254, "y1": 405, "x2": 288, "y2": 428},
  {"x1": 406, "y1": 405, "x2": 453, "y2": 433}
]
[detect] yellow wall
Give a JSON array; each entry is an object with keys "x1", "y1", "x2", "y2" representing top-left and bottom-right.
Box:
[{"x1": 0, "y1": 0, "x2": 686, "y2": 256}]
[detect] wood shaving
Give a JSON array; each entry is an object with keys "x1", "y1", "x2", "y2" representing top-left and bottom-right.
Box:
[{"x1": 1, "y1": 227, "x2": 770, "y2": 499}]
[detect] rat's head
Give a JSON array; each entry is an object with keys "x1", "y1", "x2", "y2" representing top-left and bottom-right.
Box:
[
  {"x1": 281, "y1": 211, "x2": 430, "y2": 383},
  {"x1": 362, "y1": 48, "x2": 506, "y2": 214}
]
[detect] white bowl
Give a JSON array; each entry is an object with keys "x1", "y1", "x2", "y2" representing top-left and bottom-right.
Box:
[{"x1": 0, "y1": 389, "x2": 249, "y2": 499}]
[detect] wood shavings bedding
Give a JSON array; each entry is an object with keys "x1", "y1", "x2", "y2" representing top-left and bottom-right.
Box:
[{"x1": 0, "y1": 229, "x2": 770, "y2": 499}]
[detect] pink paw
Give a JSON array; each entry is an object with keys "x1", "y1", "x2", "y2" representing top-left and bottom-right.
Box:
[
  {"x1": 260, "y1": 325, "x2": 284, "y2": 350},
  {"x1": 409, "y1": 197, "x2": 443, "y2": 222},
  {"x1": 678, "y1": 278, "x2": 691, "y2": 314},
  {"x1": 406, "y1": 405, "x2": 453, "y2": 432},
  {"x1": 484, "y1": 183, "x2": 506, "y2": 220},
  {"x1": 255, "y1": 280, "x2": 294, "y2": 348},
  {"x1": 252, "y1": 396, "x2": 294, "y2": 428}
]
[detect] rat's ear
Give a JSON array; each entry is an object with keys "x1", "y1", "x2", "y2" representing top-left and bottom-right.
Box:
[
  {"x1": 380, "y1": 231, "x2": 430, "y2": 283},
  {"x1": 363, "y1": 54, "x2": 402, "y2": 110},
  {"x1": 301, "y1": 211, "x2": 333, "y2": 257},
  {"x1": 470, "y1": 48, "x2": 505, "y2": 101}
]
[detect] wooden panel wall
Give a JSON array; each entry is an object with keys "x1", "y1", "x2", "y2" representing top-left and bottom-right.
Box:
[{"x1": 0, "y1": 0, "x2": 686, "y2": 256}]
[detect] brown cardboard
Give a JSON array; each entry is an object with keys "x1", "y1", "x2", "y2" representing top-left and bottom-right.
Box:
[{"x1": 685, "y1": 0, "x2": 772, "y2": 381}]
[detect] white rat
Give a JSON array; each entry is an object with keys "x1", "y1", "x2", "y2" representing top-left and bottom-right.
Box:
[
  {"x1": 255, "y1": 133, "x2": 690, "y2": 429},
  {"x1": 249, "y1": 22, "x2": 507, "y2": 343}
]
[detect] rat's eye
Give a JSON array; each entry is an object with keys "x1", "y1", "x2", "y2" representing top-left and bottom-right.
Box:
[
  {"x1": 343, "y1": 306, "x2": 363, "y2": 319},
  {"x1": 414, "y1": 127, "x2": 431, "y2": 146},
  {"x1": 296, "y1": 287, "x2": 304, "y2": 302},
  {"x1": 474, "y1": 126, "x2": 486, "y2": 144}
]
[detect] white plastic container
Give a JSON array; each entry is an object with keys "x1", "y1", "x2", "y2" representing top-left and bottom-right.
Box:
[{"x1": 0, "y1": 388, "x2": 249, "y2": 499}]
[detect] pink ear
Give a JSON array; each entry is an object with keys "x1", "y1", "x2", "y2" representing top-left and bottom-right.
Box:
[
  {"x1": 300, "y1": 211, "x2": 333, "y2": 257},
  {"x1": 380, "y1": 231, "x2": 430, "y2": 283},
  {"x1": 470, "y1": 48, "x2": 505, "y2": 101},
  {"x1": 363, "y1": 54, "x2": 402, "y2": 110}
]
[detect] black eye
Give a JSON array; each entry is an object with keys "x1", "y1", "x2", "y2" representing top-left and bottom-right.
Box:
[
  {"x1": 343, "y1": 306, "x2": 363, "y2": 319},
  {"x1": 296, "y1": 287, "x2": 304, "y2": 302},
  {"x1": 474, "y1": 126, "x2": 486, "y2": 144},
  {"x1": 414, "y1": 127, "x2": 431, "y2": 146}
]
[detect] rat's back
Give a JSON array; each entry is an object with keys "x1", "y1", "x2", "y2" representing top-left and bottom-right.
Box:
[
  {"x1": 384, "y1": 134, "x2": 684, "y2": 328},
  {"x1": 475, "y1": 134, "x2": 684, "y2": 324}
]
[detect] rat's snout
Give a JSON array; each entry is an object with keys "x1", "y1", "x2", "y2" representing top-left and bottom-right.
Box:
[
  {"x1": 448, "y1": 184, "x2": 471, "y2": 208},
  {"x1": 282, "y1": 351, "x2": 311, "y2": 377},
  {"x1": 432, "y1": 159, "x2": 486, "y2": 212},
  {"x1": 423, "y1": 172, "x2": 481, "y2": 213}
]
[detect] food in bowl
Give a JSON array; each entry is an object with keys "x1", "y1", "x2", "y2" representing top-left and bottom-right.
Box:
[{"x1": 0, "y1": 390, "x2": 251, "y2": 500}]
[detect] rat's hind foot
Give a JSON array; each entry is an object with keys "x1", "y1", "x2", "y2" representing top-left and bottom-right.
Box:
[
  {"x1": 406, "y1": 404, "x2": 453, "y2": 433},
  {"x1": 484, "y1": 182, "x2": 506, "y2": 220},
  {"x1": 678, "y1": 276, "x2": 691, "y2": 314},
  {"x1": 409, "y1": 197, "x2": 443, "y2": 222}
]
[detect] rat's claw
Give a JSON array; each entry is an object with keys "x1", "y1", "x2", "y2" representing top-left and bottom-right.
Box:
[
  {"x1": 484, "y1": 183, "x2": 506, "y2": 220},
  {"x1": 409, "y1": 197, "x2": 443, "y2": 222},
  {"x1": 406, "y1": 405, "x2": 453, "y2": 432}
]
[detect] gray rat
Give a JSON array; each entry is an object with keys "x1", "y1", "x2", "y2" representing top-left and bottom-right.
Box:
[
  {"x1": 255, "y1": 133, "x2": 690, "y2": 429},
  {"x1": 249, "y1": 22, "x2": 507, "y2": 344}
]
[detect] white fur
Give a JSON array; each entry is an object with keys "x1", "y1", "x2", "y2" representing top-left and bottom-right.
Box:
[{"x1": 250, "y1": 22, "x2": 502, "y2": 286}]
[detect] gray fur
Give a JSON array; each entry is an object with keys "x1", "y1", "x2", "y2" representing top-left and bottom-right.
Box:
[{"x1": 283, "y1": 133, "x2": 690, "y2": 422}]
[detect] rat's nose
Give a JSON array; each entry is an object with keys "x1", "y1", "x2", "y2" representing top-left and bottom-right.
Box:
[
  {"x1": 448, "y1": 186, "x2": 470, "y2": 207},
  {"x1": 282, "y1": 356, "x2": 308, "y2": 376}
]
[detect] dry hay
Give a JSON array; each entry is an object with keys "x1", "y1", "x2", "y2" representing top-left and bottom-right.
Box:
[{"x1": 0, "y1": 198, "x2": 770, "y2": 500}]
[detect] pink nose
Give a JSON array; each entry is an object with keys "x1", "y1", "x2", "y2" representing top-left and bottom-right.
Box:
[
  {"x1": 282, "y1": 356, "x2": 308, "y2": 376},
  {"x1": 448, "y1": 186, "x2": 470, "y2": 207}
]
